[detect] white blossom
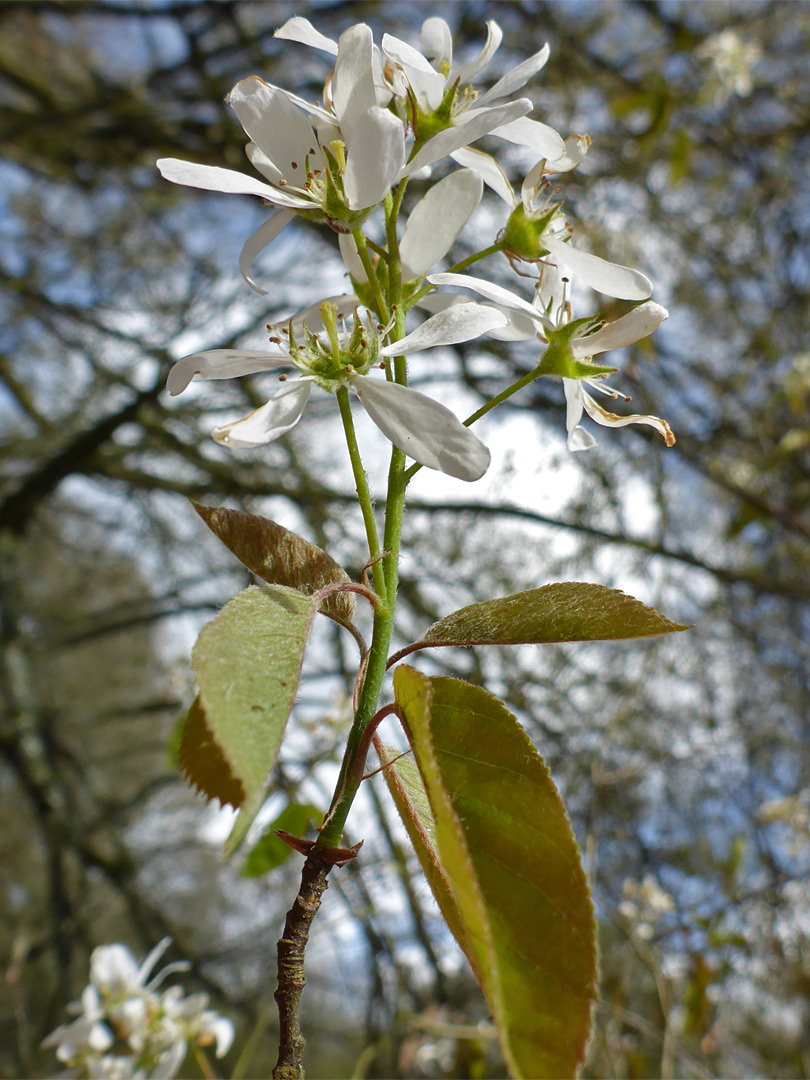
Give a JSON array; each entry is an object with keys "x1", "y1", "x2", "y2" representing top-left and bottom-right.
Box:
[
  {"x1": 44, "y1": 940, "x2": 233, "y2": 1080},
  {"x1": 427, "y1": 267, "x2": 673, "y2": 450},
  {"x1": 158, "y1": 26, "x2": 409, "y2": 293},
  {"x1": 168, "y1": 304, "x2": 498, "y2": 482},
  {"x1": 275, "y1": 16, "x2": 560, "y2": 170}
]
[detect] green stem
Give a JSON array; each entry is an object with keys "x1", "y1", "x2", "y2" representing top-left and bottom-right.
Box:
[
  {"x1": 351, "y1": 228, "x2": 389, "y2": 323},
  {"x1": 403, "y1": 361, "x2": 544, "y2": 484},
  {"x1": 336, "y1": 386, "x2": 386, "y2": 601}
]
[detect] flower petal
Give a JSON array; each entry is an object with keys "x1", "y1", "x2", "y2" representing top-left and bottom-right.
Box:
[
  {"x1": 428, "y1": 272, "x2": 545, "y2": 327},
  {"x1": 382, "y1": 32, "x2": 446, "y2": 112},
  {"x1": 245, "y1": 142, "x2": 284, "y2": 184},
  {"x1": 212, "y1": 380, "x2": 313, "y2": 448},
  {"x1": 563, "y1": 380, "x2": 596, "y2": 451},
  {"x1": 581, "y1": 389, "x2": 676, "y2": 446},
  {"x1": 156, "y1": 159, "x2": 309, "y2": 206},
  {"x1": 239, "y1": 211, "x2": 296, "y2": 294},
  {"x1": 401, "y1": 98, "x2": 531, "y2": 178},
  {"x1": 420, "y1": 17, "x2": 452, "y2": 66},
  {"x1": 400, "y1": 169, "x2": 483, "y2": 280},
  {"x1": 90, "y1": 945, "x2": 139, "y2": 993},
  {"x1": 333, "y1": 24, "x2": 378, "y2": 137},
  {"x1": 543, "y1": 235, "x2": 653, "y2": 300},
  {"x1": 417, "y1": 292, "x2": 534, "y2": 339},
  {"x1": 546, "y1": 133, "x2": 591, "y2": 173},
  {"x1": 274, "y1": 17, "x2": 338, "y2": 56},
  {"x1": 381, "y1": 302, "x2": 508, "y2": 356},
  {"x1": 228, "y1": 77, "x2": 323, "y2": 184},
  {"x1": 338, "y1": 232, "x2": 368, "y2": 283},
  {"x1": 450, "y1": 145, "x2": 515, "y2": 206},
  {"x1": 167, "y1": 351, "x2": 281, "y2": 396},
  {"x1": 487, "y1": 115, "x2": 566, "y2": 161},
  {"x1": 572, "y1": 302, "x2": 669, "y2": 358},
  {"x1": 476, "y1": 44, "x2": 550, "y2": 107},
  {"x1": 348, "y1": 374, "x2": 490, "y2": 481},
  {"x1": 343, "y1": 107, "x2": 406, "y2": 210},
  {"x1": 452, "y1": 20, "x2": 503, "y2": 84}
]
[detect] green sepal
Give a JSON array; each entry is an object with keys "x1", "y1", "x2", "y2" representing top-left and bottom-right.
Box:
[
  {"x1": 537, "y1": 318, "x2": 618, "y2": 380},
  {"x1": 412, "y1": 79, "x2": 458, "y2": 147},
  {"x1": 501, "y1": 202, "x2": 559, "y2": 261}
]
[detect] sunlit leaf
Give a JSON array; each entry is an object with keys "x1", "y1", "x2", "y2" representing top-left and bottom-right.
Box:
[
  {"x1": 421, "y1": 582, "x2": 689, "y2": 647},
  {"x1": 194, "y1": 503, "x2": 356, "y2": 626},
  {"x1": 242, "y1": 801, "x2": 323, "y2": 876},
  {"x1": 392, "y1": 666, "x2": 597, "y2": 1079},
  {"x1": 191, "y1": 584, "x2": 319, "y2": 853},
  {"x1": 375, "y1": 744, "x2": 478, "y2": 979}
]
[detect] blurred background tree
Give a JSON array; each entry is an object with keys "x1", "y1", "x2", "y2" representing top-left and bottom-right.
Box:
[{"x1": 1, "y1": 1, "x2": 808, "y2": 1077}]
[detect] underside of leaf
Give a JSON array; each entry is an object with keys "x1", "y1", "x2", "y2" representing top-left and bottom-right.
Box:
[{"x1": 178, "y1": 696, "x2": 246, "y2": 809}]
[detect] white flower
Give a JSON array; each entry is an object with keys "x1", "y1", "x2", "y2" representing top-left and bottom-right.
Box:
[
  {"x1": 275, "y1": 16, "x2": 558, "y2": 172},
  {"x1": 167, "y1": 302, "x2": 502, "y2": 482},
  {"x1": 44, "y1": 939, "x2": 232, "y2": 1080},
  {"x1": 160, "y1": 987, "x2": 235, "y2": 1059},
  {"x1": 158, "y1": 26, "x2": 409, "y2": 293},
  {"x1": 450, "y1": 160, "x2": 652, "y2": 301},
  {"x1": 427, "y1": 268, "x2": 674, "y2": 450}
]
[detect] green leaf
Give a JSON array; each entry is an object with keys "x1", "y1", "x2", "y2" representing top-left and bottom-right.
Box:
[
  {"x1": 422, "y1": 582, "x2": 690, "y2": 647},
  {"x1": 191, "y1": 584, "x2": 319, "y2": 854},
  {"x1": 194, "y1": 504, "x2": 356, "y2": 627},
  {"x1": 375, "y1": 745, "x2": 477, "y2": 978},
  {"x1": 392, "y1": 666, "x2": 597, "y2": 1079},
  {"x1": 242, "y1": 802, "x2": 323, "y2": 877}
]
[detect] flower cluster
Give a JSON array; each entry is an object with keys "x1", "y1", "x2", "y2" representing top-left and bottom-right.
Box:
[
  {"x1": 160, "y1": 14, "x2": 674, "y2": 474},
  {"x1": 43, "y1": 940, "x2": 233, "y2": 1079}
]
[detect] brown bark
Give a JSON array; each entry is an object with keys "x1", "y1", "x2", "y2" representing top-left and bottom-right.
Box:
[{"x1": 272, "y1": 854, "x2": 331, "y2": 1080}]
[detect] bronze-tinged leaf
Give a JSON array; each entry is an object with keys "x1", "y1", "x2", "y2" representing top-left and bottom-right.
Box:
[
  {"x1": 392, "y1": 666, "x2": 597, "y2": 1079},
  {"x1": 194, "y1": 504, "x2": 355, "y2": 626},
  {"x1": 191, "y1": 584, "x2": 319, "y2": 853},
  {"x1": 422, "y1": 581, "x2": 690, "y2": 647},
  {"x1": 178, "y1": 696, "x2": 246, "y2": 809}
]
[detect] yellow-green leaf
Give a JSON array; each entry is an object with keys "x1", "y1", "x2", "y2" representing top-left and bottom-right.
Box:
[
  {"x1": 191, "y1": 584, "x2": 318, "y2": 853},
  {"x1": 393, "y1": 666, "x2": 597, "y2": 1079},
  {"x1": 422, "y1": 582, "x2": 689, "y2": 647},
  {"x1": 194, "y1": 503, "x2": 355, "y2": 627},
  {"x1": 375, "y1": 745, "x2": 479, "y2": 982}
]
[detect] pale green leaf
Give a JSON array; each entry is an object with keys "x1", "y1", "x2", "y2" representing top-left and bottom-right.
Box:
[
  {"x1": 192, "y1": 584, "x2": 318, "y2": 853},
  {"x1": 422, "y1": 582, "x2": 689, "y2": 647},
  {"x1": 393, "y1": 666, "x2": 597, "y2": 1079}
]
